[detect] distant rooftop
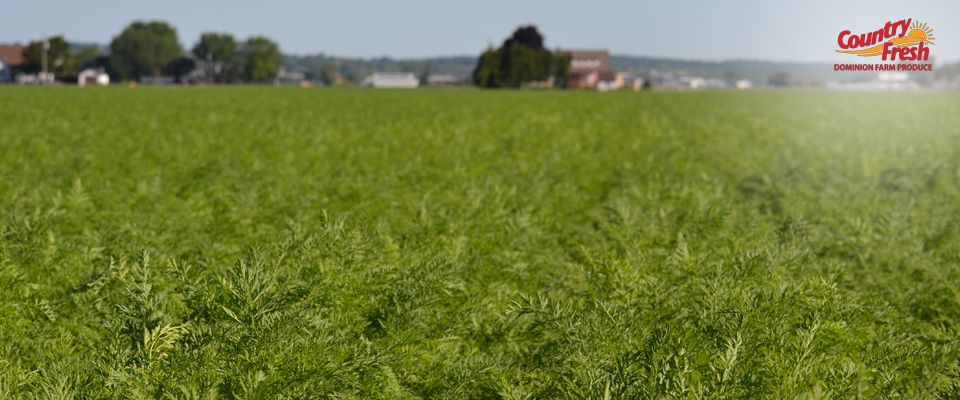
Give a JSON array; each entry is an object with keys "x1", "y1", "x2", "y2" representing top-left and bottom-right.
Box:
[
  {"x1": 0, "y1": 45, "x2": 24, "y2": 67},
  {"x1": 565, "y1": 49, "x2": 612, "y2": 74}
]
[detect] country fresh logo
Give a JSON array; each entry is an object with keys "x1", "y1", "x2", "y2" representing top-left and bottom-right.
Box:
[{"x1": 836, "y1": 19, "x2": 934, "y2": 60}]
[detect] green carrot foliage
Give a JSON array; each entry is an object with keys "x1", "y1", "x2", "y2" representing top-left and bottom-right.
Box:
[{"x1": 0, "y1": 87, "x2": 959, "y2": 398}]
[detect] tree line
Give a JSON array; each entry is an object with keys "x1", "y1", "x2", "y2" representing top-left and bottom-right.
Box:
[{"x1": 21, "y1": 21, "x2": 281, "y2": 83}]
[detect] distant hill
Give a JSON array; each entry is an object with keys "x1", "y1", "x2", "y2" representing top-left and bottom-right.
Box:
[
  {"x1": 610, "y1": 56, "x2": 834, "y2": 86},
  {"x1": 284, "y1": 54, "x2": 477, "y2": 84},
  {"x1": 283, "y1": 52, "x2": 957, "y2": 87},
  {"x1": 284, "y1": 53, "x2": 839, "y2": 86},
  {"x1": 51, "y1": 41, "x2": 956, "y2": 87}
]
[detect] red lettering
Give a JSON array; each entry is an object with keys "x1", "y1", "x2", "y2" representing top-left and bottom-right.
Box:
[
  {"x1": 848, "y1": 34, "x2": 860, "y2": 48},
  {"x1": 838, "y1": 31, "x2": 851, "y2": 49},
  {"x1": 906, "y1": 47, "x2": 917, "y2": 61},
  {"x1": 881, "y1": 42, "x2": 894, "y2": 60},
  {"x1": 899, "y1": 19, "x2": 912, "y2": 38},
  {"x1": 917, "y1": 42, "x2": 929, "y2": 61},
  {"x1": 884, "y1": 21, "x2": 895, "y2": 38}
]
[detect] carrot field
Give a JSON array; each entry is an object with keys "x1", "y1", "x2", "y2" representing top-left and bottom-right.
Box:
[{"x1": 1, "y1": 86, "x2": 959, "y2": 399}]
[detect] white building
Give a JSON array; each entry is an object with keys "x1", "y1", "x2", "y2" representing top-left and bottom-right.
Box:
[
  {"x1": 679, "y1": 76, "x2": 706, "y2": 89},
  {"x1": 362, "y1": 72, "x2": 419, "y2": 88},
  {"x1": 616, "y1": 73, "x2": 644, "y2": 91},
  {"x1": 78, "y1": 68, "x2": 109, "y2": 87}
]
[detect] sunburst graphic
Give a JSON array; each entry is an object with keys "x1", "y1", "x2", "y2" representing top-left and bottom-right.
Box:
[
  {"x1": 894, "y1": 21, "x2": 935, "y2": 47},
  {"x1": 836, "y1": 21, "x2": 935, "y2": 57}
]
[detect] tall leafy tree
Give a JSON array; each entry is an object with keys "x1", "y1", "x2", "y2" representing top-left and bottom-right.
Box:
[
  {"x1": 192, "y1": 33, "x2": 238, "y2": 83},
  {"x1": 192, "y1": 33, "x2": 237, "y2": 62},
  {"x1": 504, "y1": 26, "x2": 546, "y2": 52},
  {"x1": 110, "y1": 21, "x2": 182, "y2": 80},
  {"x1": 72, "y1": 46, "x2": 104, "y2": 68},
  {"x1": 472, "y1": 26, "x2": 564, "y2": 88},
  {"x1": 473, "y1": 46, "x2": 502, "y2": 88},
  {"x1": 22, "y1": 36, "x2": 78, "y2": 75},
  {"x1": 320, "y1": 61, "x2": 340, "y2": 85},
  {"x1": 553, "y1": 50, "x2": 571, "y2": 85},
  {"x1": 242, "y1": 37, "x2": 281, "y2": 83}
]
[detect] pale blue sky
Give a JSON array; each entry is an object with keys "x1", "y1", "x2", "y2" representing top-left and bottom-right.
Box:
[{"x1": 1, "y1": 0, "x2": 957, "y2": 63}]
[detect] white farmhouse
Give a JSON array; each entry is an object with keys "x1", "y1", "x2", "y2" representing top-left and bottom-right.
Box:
[{"x1": 362, "y1": 72, "x2": 418, "y2": 88}]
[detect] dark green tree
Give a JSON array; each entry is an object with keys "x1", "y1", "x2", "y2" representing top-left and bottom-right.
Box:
[
  {"x1": 72, "y1": 46, "x2": 103, "y2": 67},
  {"x1": 22, "y1": 36, "x2": 78, "y2": 75},
  {"x1": 320, "y1": 61, "x2": 340, "y2": 85},
  {"x1": 241, "y1": 37, "x2": 281, "y2": 83},
  {"x1": 192, "y1": 33, "x2": 238, "y2": 83},
  {"x1": 553, "y1": 50, "x2": 571, "y2": 86},
  {"x1": 473, "y1": 46, "x2": 503, "y2": 87},
  {"x1": 163, "y1": 57, "x2": 197, "y2": 81},
  {"x1": 472, "y1": 26, "x2": 560, "y2": 88},
  {"x1": 110, "y1": 21, "x2": 182, "y2": 80},
  {"x1": 192, "y1": 33, "x2": 237, "y2": 62}
]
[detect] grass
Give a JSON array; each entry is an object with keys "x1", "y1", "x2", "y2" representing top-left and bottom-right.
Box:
[{"x1": 1, "y1": 86, "x2": 959, "y2": 399}]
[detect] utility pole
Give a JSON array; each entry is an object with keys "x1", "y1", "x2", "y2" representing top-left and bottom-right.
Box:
[{"x1": 41, "y1": 32, "x2": 49, "y2": 85}]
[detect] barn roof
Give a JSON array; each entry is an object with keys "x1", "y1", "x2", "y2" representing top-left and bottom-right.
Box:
[
  {"x1": 565, "y1": 49, "x2": 612, "y2": 74},
  {"x1": 0, "y1": 46, "x2": 24, "y2": 67}
]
